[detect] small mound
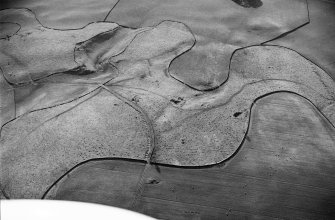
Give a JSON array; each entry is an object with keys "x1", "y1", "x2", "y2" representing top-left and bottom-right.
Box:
[{"x1": 232, "y1": 0, "x2": 263, "y2": 8}]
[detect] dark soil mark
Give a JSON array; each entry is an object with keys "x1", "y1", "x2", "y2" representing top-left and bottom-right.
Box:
[
  {"x1": 233, "y1": 111, "x2": 243, "y2": 117},
  {"x1": 145, "y1": 177, "x2": 160, "y2": 185},
  {"x1": 232, "y1": 0, "x2": 263, "y2": 8},
  {"x1": 170, "y1": 97, "x2": 184, "y2": 105}
]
